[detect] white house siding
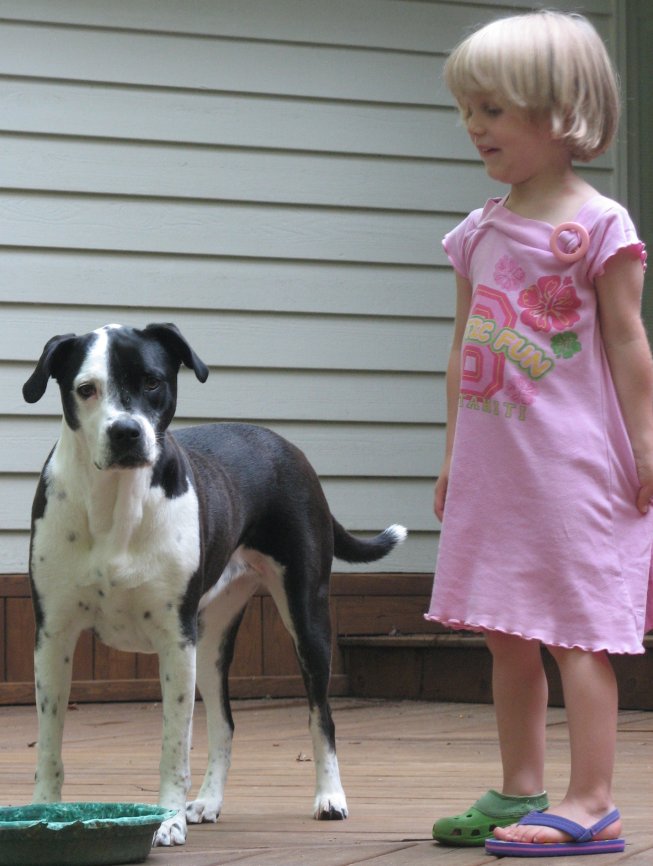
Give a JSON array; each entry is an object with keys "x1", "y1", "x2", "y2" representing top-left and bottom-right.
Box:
[{"x1": 0, "y1": 0, "x2": 619, "y2": 573}]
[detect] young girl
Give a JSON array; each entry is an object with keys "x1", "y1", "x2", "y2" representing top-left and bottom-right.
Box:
[{"x1": 427, "y1": 10, "x2": 652, "y2": 858}]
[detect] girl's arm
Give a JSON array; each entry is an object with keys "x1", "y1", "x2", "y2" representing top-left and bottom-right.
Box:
[
  {"x1": 596, "y1": 251, "x2": 653, "y2": 514},
  {"x1": 434, "y1": 272, "x2": 472, "y2": 521}
]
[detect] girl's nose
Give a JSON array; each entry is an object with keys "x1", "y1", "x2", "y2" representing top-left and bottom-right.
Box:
[{"x1": 466, "y1": 111, "x2": 484, "y2": 137}]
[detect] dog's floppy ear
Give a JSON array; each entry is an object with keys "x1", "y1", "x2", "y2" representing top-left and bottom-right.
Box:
[
  {"x1": 23, "y1": 333, "x2": 78, "y2": 403},
  {"x1": 143, "y1": 323, "x2": 209, "y2": 383}
]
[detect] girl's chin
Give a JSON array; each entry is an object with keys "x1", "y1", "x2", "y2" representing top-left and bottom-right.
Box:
[{"x1": 484, "y1": 166, "x2": 511, "y2": 183}]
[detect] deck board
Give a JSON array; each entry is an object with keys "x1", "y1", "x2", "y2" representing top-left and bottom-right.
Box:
[{"x1": 0, "y1": 698, "x2": 651, "y2": 865}]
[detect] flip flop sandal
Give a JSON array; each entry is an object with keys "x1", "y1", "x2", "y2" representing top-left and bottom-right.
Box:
[
  {"x1": 433, "y1": 789, "x2": 550, "y2": 847},
  {"x1": 484, "y1": 807, "x2": 625, "y2": 857}
]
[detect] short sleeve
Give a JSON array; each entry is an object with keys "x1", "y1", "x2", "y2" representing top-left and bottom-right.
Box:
[
  {"x1": 586, "y1": 201, "x2": 647, "y2": 281},
  {"x1": 442, "y1": 209, "x2": 483, "y2": 279}
]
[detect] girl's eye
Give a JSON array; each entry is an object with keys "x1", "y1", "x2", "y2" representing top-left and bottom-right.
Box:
[
  {"x1": 76, "y1": 383, "x2": 97, "y2": 400},
  {"x1": 484, "y1": 105, "x2": 503, "y2": 117}
]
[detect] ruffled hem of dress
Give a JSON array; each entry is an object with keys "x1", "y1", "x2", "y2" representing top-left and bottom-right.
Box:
[{"x1": 423, "y1": 613, "x2": 646, "y2": 656}]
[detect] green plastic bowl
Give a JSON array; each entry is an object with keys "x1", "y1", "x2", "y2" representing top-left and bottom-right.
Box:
[{"x1": 0, "y1": 802, "x2": 176, "y2": 866}]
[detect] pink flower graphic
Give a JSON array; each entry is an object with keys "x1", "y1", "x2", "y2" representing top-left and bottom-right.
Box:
[
  {"x1": 505, "y1": 376, "x2": 539, "y2": 405},
  {"x1": 494, "y1": 255, "x2": 526, "y2": 291},
  {"x1": 518, "y1": 275, "x2": 581, "y2": 333}
]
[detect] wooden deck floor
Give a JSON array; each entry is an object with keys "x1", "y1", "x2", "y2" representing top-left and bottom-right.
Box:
[{"x1": 0, "y1": 698, "x2": 651, "y2": 865}]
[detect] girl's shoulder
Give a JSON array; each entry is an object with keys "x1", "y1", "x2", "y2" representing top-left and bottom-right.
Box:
[
  {"x1": 578, "y1": 193, "x2": 634, "y2": 225},
  {"x1": 579, "y1": 195, "x2": 646, "y2": 279},
  {"x1": 446, "y1": 197, "x2": 505, "y2": 243},
  {"x1": 442, "y1": 197, "x2": 506, "y2": 278},
  {"x1": 472, "y1": 196, "x2": 506, "y2": 227}
]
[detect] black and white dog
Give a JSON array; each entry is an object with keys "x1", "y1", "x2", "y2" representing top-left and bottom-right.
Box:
[{"x1": 22, "y1": 323, "x2": 406, "y2": 846}]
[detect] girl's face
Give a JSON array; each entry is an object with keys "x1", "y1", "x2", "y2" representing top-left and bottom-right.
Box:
[{"x1": 459, "y1": 93, "x2": 565, "y2": 186}]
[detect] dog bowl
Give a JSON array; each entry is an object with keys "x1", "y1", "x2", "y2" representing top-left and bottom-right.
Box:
[{"x1": 0, "y1": 802, "x2": 176, "y2": 866}]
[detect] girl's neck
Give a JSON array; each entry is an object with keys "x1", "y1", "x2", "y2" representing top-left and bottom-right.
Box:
[{"x1": 504, "y1": 166, "x2": 597, "y2": 226}]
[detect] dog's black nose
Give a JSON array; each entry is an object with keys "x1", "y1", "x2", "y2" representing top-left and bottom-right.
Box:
[{"x1": 108, "y1": 418, "x2": 142, "y2": 447}]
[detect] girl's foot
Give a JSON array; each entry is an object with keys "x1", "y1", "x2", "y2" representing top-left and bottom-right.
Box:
[{"x1": 493, "y1": 802, "x2": 622, "y2": 844}]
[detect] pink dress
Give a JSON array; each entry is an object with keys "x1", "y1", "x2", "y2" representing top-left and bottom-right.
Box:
[{"x1": 426, "y1": 195, "x2": 652, "y2": 654}]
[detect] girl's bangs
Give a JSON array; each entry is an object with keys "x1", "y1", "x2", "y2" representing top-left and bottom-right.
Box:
[{"x1": 445, "y1": 38, "x2": 532, "y2": 110}]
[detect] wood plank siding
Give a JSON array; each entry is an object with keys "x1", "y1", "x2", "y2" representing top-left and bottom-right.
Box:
[{"x1": 0, "y1": 0, "x2": 620, "y2": 579}]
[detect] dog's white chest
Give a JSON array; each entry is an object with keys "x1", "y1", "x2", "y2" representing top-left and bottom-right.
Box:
[
  {"x1": 87, "y1": 581, "x2": 184, "y2": 653},
  {"x1": 31, "y1": 462, "x2": 201, "y2": 653}
]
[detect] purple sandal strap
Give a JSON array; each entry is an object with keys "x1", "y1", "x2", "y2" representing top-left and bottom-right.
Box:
[{"x1": 518, "y1": 808, "x2": 620, "y2": 843}]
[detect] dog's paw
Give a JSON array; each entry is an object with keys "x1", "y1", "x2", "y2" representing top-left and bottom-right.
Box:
[
  {"x1": 313, "y1": 791, "x2": 349, "y2": 821},
  {"x1": 186, "y1": 797, "x2": 221, "y2": 824},
  {"x1": 153, "y1": 810, "x2": 187, "y2": 846}
]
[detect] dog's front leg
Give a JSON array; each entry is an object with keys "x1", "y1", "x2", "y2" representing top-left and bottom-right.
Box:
[
  {"x1": 33, "y1": 628, "x2": 79, "y2": 803},
  {"x1": 153, "y1": 642, "x2": 196, "y2": 847}
]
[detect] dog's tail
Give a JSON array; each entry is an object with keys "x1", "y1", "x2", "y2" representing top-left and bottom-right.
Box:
[{"x1": 332, "y1": 519, "x2": 407, "y2": 564}]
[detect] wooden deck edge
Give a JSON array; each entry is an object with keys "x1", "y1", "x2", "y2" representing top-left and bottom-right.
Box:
[
  {"x1": 339, "y1": 633, "x2": 653, "y2": 650},
  {"x1": 340, "y1": 633, "x2": 653, "y2": 709},
  {"x1": 0, "y1": 675, "x2": 349, "y2": 706},
  {"x1": 339, "y1": 634, "x2": 487, "y2": 649},
  {"x1": 0, "y1": 572, "x2": 433, "y2": 598}
]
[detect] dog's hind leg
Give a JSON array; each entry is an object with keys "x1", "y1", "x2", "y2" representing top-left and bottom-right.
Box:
[
  {"x1": 265, "y1": 564, "x2": 348, "y2": 821},
  {"x1": 186, "y1": 566, "x2": 258, "y2": 825},
  {"x1": 33, "y1": 627, "x2": 81, "y2": 803}
]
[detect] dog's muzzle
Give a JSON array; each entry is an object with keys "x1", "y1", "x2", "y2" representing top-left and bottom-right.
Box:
[{"x1": 103, "y1": 417, "x2": 156, "y2": 469}]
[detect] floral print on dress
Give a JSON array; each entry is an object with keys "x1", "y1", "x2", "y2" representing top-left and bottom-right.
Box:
[
  {"x1": 551, "y1": 331, "x2": 582, "y2": 359},
  {"x1": 517, "y1": 275, "x2": 581, "y2": 333},
  {"x1": 505, "y1": 376, "x2": 539, "y2": 405},
  {"x1": 494, "y1": 255, "x2": 526, "y2": 291}
]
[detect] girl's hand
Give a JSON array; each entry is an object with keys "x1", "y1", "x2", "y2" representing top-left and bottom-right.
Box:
[
  {"x1": 433, "y1": 273, "x2": 471, "y2": 524},
  {"x1": 635, "y1": 454, "x2": 653, "y2": 515},
  {"x1": 596, "y1": 252, "x2": 653, "y2": 517},
  {"x1": 433, "y1": 459, "x2": 451, "y2": 522}
]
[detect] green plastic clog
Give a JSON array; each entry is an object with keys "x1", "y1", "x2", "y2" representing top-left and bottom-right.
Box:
[{"x1": 433, "y1": 789, "x2": 550, "y2": 846}]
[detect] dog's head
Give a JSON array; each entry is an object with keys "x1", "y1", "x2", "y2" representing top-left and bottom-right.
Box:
[{"x1": 23, "y1": 323, "x2": 209, "y2": 470}]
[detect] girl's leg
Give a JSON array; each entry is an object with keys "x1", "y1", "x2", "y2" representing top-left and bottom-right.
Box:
[
  {"x1": 432, "y1": 631, "x2": 549, "y2": 846},
  {"x1": 484, "y1": 631, "x2": 548, "y2": 796},
  {"x1": 494, "y1": 647, "x2": 622, "y2": 843}
]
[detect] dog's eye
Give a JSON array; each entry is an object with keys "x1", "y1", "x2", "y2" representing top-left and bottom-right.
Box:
[
  {"x1": 76, "y1": 383, "x2": 97, "y2": 400},
  {"x1": 144, "y1": 376, "x2": 161, "y2": 392}
]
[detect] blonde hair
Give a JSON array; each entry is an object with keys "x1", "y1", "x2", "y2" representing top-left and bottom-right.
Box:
[{"x1": 444, "y1": 10, "x2": 620, "y2": 162}]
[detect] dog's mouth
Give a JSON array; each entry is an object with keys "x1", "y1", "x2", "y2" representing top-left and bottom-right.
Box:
[{"x1": 97, "y1": 454, "x2": 153, "y2": 471}]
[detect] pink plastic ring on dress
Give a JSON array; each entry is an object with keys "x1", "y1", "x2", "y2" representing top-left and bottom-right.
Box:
[{"x1": 549, "y1": 222, "x2": 590, "y2": 263}]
